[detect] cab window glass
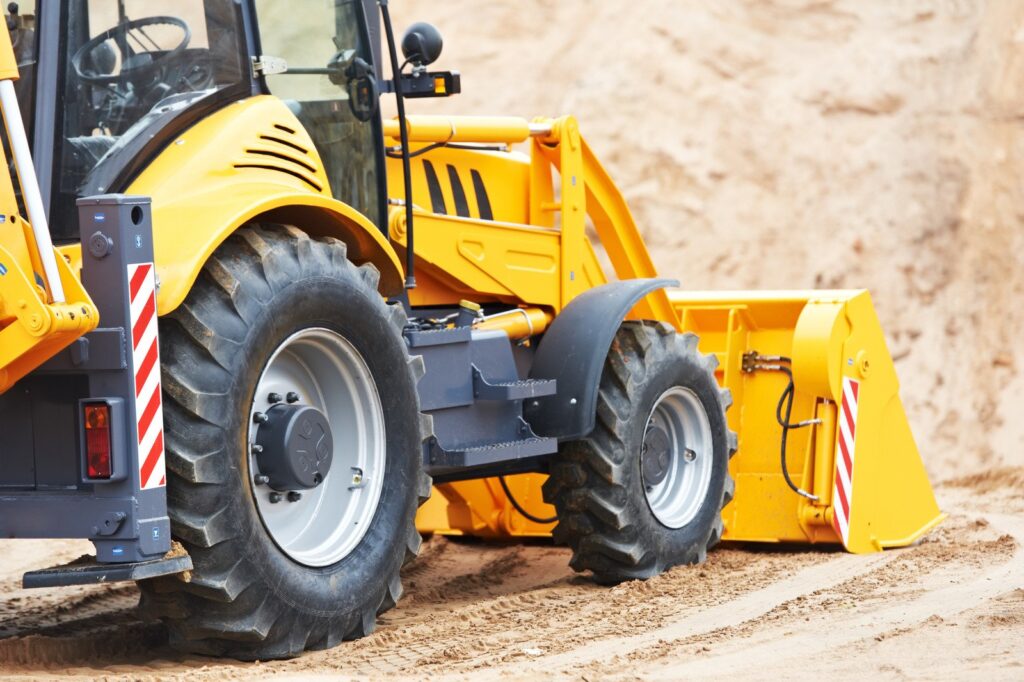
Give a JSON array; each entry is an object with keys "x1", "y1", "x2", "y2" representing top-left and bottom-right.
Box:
[
  {"x1": 6, "y1": 2, "x2": 37, "y2": 126},
  {"x1": 51, "y1": 0, "x2": 246, "y2": 236},
  {"x1": 255, "y1": 0, "x2": 382, "y2": 227}
]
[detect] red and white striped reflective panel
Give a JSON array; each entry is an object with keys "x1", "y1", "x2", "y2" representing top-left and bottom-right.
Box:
[
  {"x1": 832, "y1": 376, "x2": 859, "y2": 545},
  {"x1": 128, "y1": 262, "x2": 165, "y2": 490}
]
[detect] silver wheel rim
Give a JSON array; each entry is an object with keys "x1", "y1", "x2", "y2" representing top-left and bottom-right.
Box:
[
  {"x1": 248, "y1": 328, "x2": 385, "y2": 567},
  {"x1": 642, "y1": 387, "x2": 714, "y2": 529}
]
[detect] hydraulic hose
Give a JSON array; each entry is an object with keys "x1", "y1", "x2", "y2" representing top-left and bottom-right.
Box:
[
  {"x1": 378, "y1": 0, "x2": 415, "y2": 289},
  {"x1": 747, "y1": 354, "x2": 819, "y2": 501},
  {"x1": 498, "y1": 476, "x2": 556, "y2": 524}
]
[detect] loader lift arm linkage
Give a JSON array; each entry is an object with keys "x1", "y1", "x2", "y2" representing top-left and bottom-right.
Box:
[
  {"x1": 0, "y1": 23, "x2": 99, "y2": 393},
  {"x1": 390, "y1": 115, "x2": 945, "y2": 553}
]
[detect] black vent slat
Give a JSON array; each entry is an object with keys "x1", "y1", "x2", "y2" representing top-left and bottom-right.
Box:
[
  {"x1": 471, "y1": 169, "x2": 493, "y2": 220},
  {"x1": 447, "y1": 164, "x2": 470, "y2": 218},
  {"x1": 423, "y1": 160, "x2": 447, "y2": 215}
]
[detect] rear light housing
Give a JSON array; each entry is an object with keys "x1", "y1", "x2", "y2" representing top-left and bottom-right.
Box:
[
  {"x1": 80, "y1": 398, "x2": 125, "y2": 482},
  {"x1": 83, "y1": 402, "x2": 113, "y2": 479}
]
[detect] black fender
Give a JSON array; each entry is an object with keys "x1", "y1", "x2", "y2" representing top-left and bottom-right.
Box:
[{"x1": 523, "y1": 278, "x2": 679, "y2": 441}]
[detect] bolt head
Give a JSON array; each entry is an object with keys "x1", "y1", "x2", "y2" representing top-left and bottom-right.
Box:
[
  {"x1": 253, "y1": 412, "x2": 269, "y2": 424},
  {"x1": 269, "y1": 492, "x2": 282, "y2": 503},
  {"x1": 268, "y1": 392, "x2": 283, "y2": 404},
  {"x1": 254, "y1": 473, "x2": 270, "y2": 485},
  {"x1": 287, "y1": 491, "x2": 302, "y2": 502},
  {"x1": 683, "y1": 448, "x2": 697, "y2": 463},
  {"x1": 286, "y1": 392, "x2": 300, "y2": 404}
]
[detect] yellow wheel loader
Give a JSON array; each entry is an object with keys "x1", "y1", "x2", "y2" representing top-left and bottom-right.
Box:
[{"x1": 0, "y1": 0, "x2": 943, "y2": 660}]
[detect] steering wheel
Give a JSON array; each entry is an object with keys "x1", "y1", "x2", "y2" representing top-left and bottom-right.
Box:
[{"x1": 72, "y1": 16, "x2": 191, "y2": 86}]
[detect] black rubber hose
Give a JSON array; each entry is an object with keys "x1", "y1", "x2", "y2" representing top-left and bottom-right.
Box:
[
  {"x1": 379, "y1": 0, "x2": 416, "y2": 289},
  {"x1": 773, "y1": 364, "x2": 819, "y2": 501},
  {"x1": 498, "y1": 476, "x2": 557, "y2": 524}
]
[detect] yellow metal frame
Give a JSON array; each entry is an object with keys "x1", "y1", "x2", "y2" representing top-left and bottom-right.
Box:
[{"x1": 383, "y1": 115, "x2": 678, "y2": 324}]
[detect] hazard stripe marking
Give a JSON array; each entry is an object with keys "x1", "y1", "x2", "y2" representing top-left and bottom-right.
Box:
[
  {"x1": 139, "y1": 431, "x2": 164, "y2": 492},
  {"x1": 135, "y1": 342, "x2": 158, "y2": 397},
  {"x1": 128, "y1": 262, "x2": 165, "y2": 490},
  {"x1": 132, "y1": 295, "x2": 155, "y2": 348},
  {"x1": 831, "y1": 376, "x2": 859, "y2": 546},
  {"x1": 129, "y1": 263, "x2": 150, "y2": 301}
]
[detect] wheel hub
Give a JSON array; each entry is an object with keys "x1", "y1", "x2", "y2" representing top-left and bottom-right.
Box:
[
  {"x1": 641, "y1": 386, "x2": 714, "y2": 529},
  {"x1": 641, "y1": 423, "x2": 672, "y2": 486},
  {"x1": 255, "y1": 404, "x2": 334, "y2": 491}
]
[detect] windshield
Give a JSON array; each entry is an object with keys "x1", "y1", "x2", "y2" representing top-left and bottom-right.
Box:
[
  {"x1": 255, "y1": 0, "x2": 384, "y2": 229},
  {"x1": 50, "y1": 0, "x2": 247, "y2": 237}
]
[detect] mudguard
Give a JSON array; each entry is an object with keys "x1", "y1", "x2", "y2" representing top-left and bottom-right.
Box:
[{"x1": 523, "y1": 278, "x2": 677, "y2": 440}]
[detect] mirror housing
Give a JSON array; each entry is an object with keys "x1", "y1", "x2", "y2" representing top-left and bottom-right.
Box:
[{"x1": 401, "y1": 22, "x2": 443, "y2": 67}]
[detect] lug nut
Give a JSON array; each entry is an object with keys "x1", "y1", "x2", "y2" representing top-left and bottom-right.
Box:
[
  {"x1": 251, "y1": 443, "x2": 263, "y2": 454},
  {"x1": 268, "y1": 392, "x2": 283, "y2": 404},
  {"x1": 683, "y1": 448, "x2": 697, "y2": 463},
  {"x1": 254, "y1": 474, "x2": 270, "y2": 485},
  {"x1": 287, "y1": 491, "x2": 302, "y2": 502},
  {"x1": 253, "y1": 412, "x2": 269, "y2": 424},
  {"x1": 269, "y1": 492, "x2": 282, "y2": 503},
  {"x1": 286, "y1": 391, "x2": 300, "y2": 404}
]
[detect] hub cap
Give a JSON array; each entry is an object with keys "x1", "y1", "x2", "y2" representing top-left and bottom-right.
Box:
[
  {"x1": 256, "y1": 403, "x2": 334, "y2": 491},
  {"x1": 641, "y1": 387, "x2": 714, "y2": 529},
  {"x1": 248, "y1": 328, "x2": 385, "y2": 567}
]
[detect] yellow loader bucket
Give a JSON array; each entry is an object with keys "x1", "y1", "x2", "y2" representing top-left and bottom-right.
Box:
[{"x1": 416, "y1": 289, "x2": 944, "y2": 553}]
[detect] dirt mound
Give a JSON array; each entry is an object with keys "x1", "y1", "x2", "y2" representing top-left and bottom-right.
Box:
[
  {"x1": 943, "y1": 466, "x2": 1024, "y2": 493},
  {"x1": 391, "y1": 0, "x2": 1024, "y2": 481}
]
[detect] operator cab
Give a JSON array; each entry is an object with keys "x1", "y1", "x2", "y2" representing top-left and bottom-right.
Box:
[
  {"x1": 6, "y1": 0, "x2": 387, "y2": 240},
  {"x1": 52, "y1": 0, "x2": 250, "y2": 234}
]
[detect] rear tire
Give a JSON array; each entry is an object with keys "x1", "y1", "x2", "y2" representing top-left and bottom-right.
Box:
[
  {"x1": 137, "y1": 224, "x2": 431, "y2": 659},
  {"x1": 542, "y1": 321, "x2": 736, "y2": 584}
]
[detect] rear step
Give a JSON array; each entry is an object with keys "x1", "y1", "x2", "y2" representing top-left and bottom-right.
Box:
[
  {"x1": 430, "y1": 435, "x2": 557, "y2": 469},
  {"x1": 472, "y1": 367, "x2": 556, "y2": 400},
  {"x1": 23, "y1": 553, "x2": 192, "y2": 589}
]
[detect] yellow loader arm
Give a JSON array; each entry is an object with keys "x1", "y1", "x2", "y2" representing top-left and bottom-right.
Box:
[
  {"x1": 0, "y1": 22, "x2": 98, "y2": 393},
  {"x1": 404, "y1": 115, "x2": 944, "y2": 553}
]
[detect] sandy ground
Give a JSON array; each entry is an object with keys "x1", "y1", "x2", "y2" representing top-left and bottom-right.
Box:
[
  {"x1": 2, "y1": 0, "x2": 1023, "y2": 679},
  {"x1": 0, "y1": 476, "x2": 1020, "y2": 680}
]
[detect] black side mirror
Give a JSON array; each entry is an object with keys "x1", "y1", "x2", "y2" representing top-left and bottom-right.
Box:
[{"x1": 401, "y1": 22, "x2": 443, "y2": 67}]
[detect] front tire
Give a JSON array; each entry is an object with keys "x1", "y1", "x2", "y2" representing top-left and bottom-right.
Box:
[
  {"x1": 543, "y1": 321, "x2": 736, "y2": 584},
  {"x1": 138, "y1": 225, "x2": 430, "y2": 659}
]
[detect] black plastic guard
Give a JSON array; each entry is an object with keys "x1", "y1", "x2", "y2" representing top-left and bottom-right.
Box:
[{"x1": 524, "y1": 278, "x2": 678, "y2": 441}]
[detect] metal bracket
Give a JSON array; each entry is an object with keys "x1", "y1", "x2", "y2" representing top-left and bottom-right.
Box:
[
  {"x1": 251, "y1": 55, "x2": 288, "y2": 78},
  {"x1": 91, "y1": 511, "x2": 127, "y2": 537}
]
